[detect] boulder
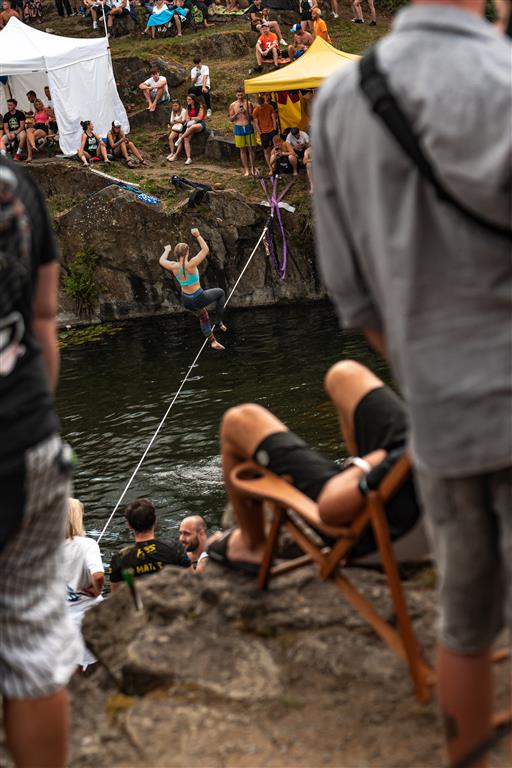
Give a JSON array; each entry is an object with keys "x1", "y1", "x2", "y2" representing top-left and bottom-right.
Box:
[
  {"x1": 180, "y1": 30, "x2": 254, "y2": 59},
  {"x1": 55, "y1": 180, "x2": 324, "y2": 324},
  {"x1": 204, "y1": 133, "x2": 244, "y2": 163},
  {"x1": 67, "y1": 563, "x2": 449, "y2": 768}
]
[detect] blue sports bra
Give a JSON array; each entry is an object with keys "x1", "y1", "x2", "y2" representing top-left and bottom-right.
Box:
[{"x1": 176, "y1": 266, "x2": 200, "y2": 288}]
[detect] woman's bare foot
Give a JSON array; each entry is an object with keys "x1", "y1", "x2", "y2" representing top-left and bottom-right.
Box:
[
  {"x1": 210, "y1": 338, "x2": 225, "y2": 351},
  {"x1": 219, "y1": 323, "x2": 227, "y2": 332}
]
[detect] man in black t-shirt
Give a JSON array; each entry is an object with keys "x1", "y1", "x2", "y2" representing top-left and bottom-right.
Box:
[
  {"x1": 2, "y1": 98, "x2": 27, "y2": 161},
  {"x1": 109, "y1": 498, "x2": 191, "y2": 590},
  {"x1": 0, "y1": 158, "x2": 81, "y2": 768}
]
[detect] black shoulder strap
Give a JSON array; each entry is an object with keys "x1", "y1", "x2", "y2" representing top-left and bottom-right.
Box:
[{"x1": 359, "y1": 48, "x2": 512, "y2": 241}]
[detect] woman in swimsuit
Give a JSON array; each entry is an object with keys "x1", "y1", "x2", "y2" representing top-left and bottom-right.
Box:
[
  {"x1": 159, "y1": 227, "x2": 227, "y2": 351},
  {"x1": 78, "y1": 120, "x2": 110, "y2": 167}
]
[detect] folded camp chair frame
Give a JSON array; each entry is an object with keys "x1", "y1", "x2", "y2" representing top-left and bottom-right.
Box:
[{"x1": 231, "y1": 453, "x2": 435, "y2": 703}]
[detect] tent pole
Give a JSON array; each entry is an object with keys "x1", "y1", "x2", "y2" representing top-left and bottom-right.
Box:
[
  {"x1": 102, "y1": 3, "x2": 109, "y2": 40},
  {"x1": 273, "y1": 91, "x2": 282, "y2": 137}
]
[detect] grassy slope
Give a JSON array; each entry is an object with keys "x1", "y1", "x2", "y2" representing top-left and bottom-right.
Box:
[{"x1": 44, "y1": 5, "x2": 392, "y2": 209}]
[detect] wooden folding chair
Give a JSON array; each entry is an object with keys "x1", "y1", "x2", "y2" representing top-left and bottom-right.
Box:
[{"x1": 231, "y1": 453, "x2": 435, "y2": 703}]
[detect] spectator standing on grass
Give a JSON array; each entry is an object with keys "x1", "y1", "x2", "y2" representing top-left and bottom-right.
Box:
[
  {"x1": 0, "y1": 155, "x2": 82, "y2": 768},
  {"x1": 253, "y1": 93, "x2": 277, "y2": 173},
  {"x1": 139, "y1": 65, "x2": 171, "y2": 112},
  {"x1": 351, "y1": 0, "x2": 376, "y2": 25},
  {"x1": 229, "y1": 87, "x2": 256, "y2": 177},
  {"x1": 255, "y1": 21, "x2": 279, "y2": 71},
  {"x1": 190, "y1": 56, "x2": 212, "y2": 118},
  {"x1": 311, "y1": 7, "x2": 331, "y2": 41},
  {"x1": 313, "y1": 1, "x2": 512, "y2": 765},
  {"x1": 54, "y1": 0, "x2": 73, "y2": 16}
]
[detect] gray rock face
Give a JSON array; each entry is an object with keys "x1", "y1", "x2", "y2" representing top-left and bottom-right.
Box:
[
  {"x1": 70, "y1": 563, "x2": 455, "y2": 768},
  {"x1": 55, "y1": 181, "x2": 323, "y2": 324}
]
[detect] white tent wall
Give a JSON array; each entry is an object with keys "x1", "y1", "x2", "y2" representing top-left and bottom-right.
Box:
[
  {"x1": 48, "y1": 57, "x2": 129, "y2": 154},
  {"x1": 0, "y1": 18, "x2": 129, "y2": 155}
]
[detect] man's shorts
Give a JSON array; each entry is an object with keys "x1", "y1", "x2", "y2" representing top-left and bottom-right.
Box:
[
  {"x1": 0, "y1": 434, "x2": 83, "y2": 698},
  {"x1": 253, "y1": 386, "x2": 419, "y2": 558},
  {"x1": 416, "y1": 465, "x2": 512, "y2": 653},
  {"x1": 260, "y1": 129, "x2": 276, "y2": 149},
  {"x1": 234, "y1": 123, "x2": 257, "y2": 149},
  {"x1": 261, "y1": 48, "x2": 275, "y2": 59}
]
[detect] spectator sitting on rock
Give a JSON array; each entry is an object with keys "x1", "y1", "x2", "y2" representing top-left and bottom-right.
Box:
[
  {"x1": 253, "y1": 93, "x2": 277, "y2": 173},
  {"x1": 270, "y1": 134, "x2": 298, "y2": 176},
  {"x1": 25, "y1": 90, "x2": 38, "y2": 118},
  {"x1": 144, "y1": 0, "x2": 175, "y2": 37},
  {"x1": 208, "y1": 360, "x2": 426, "y2": 574},
  {"x1": 285, "y1": 125, "x2": 309, "y2": 163},
  {"x1": 167, "y1": 98, "x2": 187, "y2": 160},
  {"x1": 287, "y1": 23, "x2": 312, "y2": 59},
  {"x1": 0, "y1": 0, "x2": 20, "y2": 28},
  {"x1": 229, "y1": 87, "x2": 256, "y2": 177},
  {"x1": 179, "y1": 515, "x2": 209, "y2": 572},
  {"x1": 107, "y1": 120, "x2": 147, "y2": 167},
  {"x1": 168, "y1": 93, "x2": 206, "y2": 165},
  {"x1": 311, "y1": 6, "x2": 331, "y2": 42},
  {"x1": 255, "y1": 22, "x2": 279, "y2": 72},
  {"x1": 109, "y1": 498, "x2": 191, "y2": 591},
  {"x1": 77, "y1": 120, "x2": 110, "y2": 167},
  {"x1": 107, "y1": 0, "x2": 131, "y2": 34},
  {"x1": 2, "y1": 98, "x2": 27, "y2": 161},
  {"x1": 86, "y1": 0, "x2": 111, "y2": 31},
  {"x1": 248, "y1": 0, "x2": 286, "y2": 45},
  {"x1": 189, "y1": 55, "x2": 212, "y2": 118},
  {"x1": 139, "y1": 65, "x2": 171, "y2": 112},
  {"x1": 26, "y1": 98, "x2": 54, "y2": 164}
]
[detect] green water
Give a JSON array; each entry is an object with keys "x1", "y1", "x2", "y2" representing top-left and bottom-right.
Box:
[{"x1": 57, "y1": 303, "x2": 386, "y2": 555}]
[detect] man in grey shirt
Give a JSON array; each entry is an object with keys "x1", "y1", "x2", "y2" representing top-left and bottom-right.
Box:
[{"x1": 313, "y1": 0, "x2": 511, "y2": 764}]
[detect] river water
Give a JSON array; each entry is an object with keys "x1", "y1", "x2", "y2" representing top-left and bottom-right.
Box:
[{"x1": 57, "y1": 303, "x2": 386, "y2": 554}]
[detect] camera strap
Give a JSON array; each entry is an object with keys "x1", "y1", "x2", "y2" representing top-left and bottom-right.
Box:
[{"x1": 359, "y1": 48, "x2": 512, "y2": 240}]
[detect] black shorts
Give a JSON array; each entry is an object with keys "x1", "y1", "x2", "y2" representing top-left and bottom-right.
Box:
[
  {"x1": 300, "y1": 10, "x2": 311, "y2": 20},
  {"x1": 261, "y1": 48, "x2": 275, "y2": 58},
  {"x1": 275, "y1": 156, "x2": 292, "y2": 174},
  {"x1": 261, "y1": 130, "x2": 276, "y2": 149},
  {"x1": 253, "y1": 386, "x2": 419, "y2": 558}
]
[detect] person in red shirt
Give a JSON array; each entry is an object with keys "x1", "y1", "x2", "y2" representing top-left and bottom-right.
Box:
[{"x1": 255, "y1": 22, "x2": 279, "y2": 70}]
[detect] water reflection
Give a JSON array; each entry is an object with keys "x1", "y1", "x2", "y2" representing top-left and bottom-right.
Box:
[{"x1": 57, "y1": 304, "x2": 387, "y2": 553}]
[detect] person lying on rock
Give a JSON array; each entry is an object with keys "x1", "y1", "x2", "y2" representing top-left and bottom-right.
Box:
[
  {"x1": 109, "y1": 498, "x2": 191, "y2": 592},
  {"x1": 159, "y1": 227, "x2": 227, "y2": 351},
  {"x1": 208, "y1": 360, "x2": 427, "y2": 574}
]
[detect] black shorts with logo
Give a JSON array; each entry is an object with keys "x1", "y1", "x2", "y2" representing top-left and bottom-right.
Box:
[{"x1": 252, "y1": 386, "x2": 419, "y2": 558}]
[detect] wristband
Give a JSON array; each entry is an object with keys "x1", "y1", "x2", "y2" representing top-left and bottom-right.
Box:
[{"x1": 344, "y1": 456, "x2": 372, "y2": 473}]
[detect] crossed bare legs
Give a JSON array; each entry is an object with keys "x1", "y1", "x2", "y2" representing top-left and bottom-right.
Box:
[{"x1": 215, "y1": 360, "x2": 386, "y2": 564}]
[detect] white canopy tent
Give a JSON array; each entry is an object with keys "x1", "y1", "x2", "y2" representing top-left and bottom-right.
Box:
[{"x1": 0, "y1": 18, "x2": 129, "y2": 155}]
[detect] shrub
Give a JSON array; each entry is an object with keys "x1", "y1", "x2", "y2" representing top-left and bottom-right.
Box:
[{"x1": 63, "y1": 245, "x2": 99, "y2": 319}]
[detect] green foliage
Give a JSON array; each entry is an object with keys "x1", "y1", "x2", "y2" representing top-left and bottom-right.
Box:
[
  {"x1": 58, "y1": 323, "x2": 124, "y2": 349},
  {"x1": 63, "y1": 245, "x2": 100, "y2": 319}
]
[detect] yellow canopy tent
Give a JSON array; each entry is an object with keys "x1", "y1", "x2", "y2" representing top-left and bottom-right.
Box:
[{"x1": 244, "y1": 36, "x2": 360, "y2": 93}]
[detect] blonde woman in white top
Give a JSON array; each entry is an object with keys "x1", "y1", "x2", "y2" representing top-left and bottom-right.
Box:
[{"x1": 62, "y1": 498, "x2": 104, "y2": 670}]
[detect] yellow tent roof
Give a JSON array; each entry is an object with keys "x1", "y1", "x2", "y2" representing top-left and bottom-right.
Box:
[{"x1": 244, "y1": 36, "x2": 360, "y2": 93}]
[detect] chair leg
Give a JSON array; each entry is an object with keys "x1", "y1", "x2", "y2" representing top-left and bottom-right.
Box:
[
  {"x1": 258, "y1": 503, "x2": 285, "y2": 590},
  {"x1": 369, "y1": 493, "x2": 432, "y2": 704}
]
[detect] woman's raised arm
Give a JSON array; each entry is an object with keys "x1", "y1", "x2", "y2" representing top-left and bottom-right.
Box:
[{"x1": 186, "y1": 228, "x2": 209, "y2": 267}]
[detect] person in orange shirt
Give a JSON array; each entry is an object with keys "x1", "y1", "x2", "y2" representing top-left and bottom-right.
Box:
[
  {"x1": 311, "y1": 7, "x2": 331, "y2": 43},
  {"x1": 253, "y1": 93, "x2": 278, "y2": 172},
  {"x1": 255, "y1": 22, "x2": 279, "y2": 70}
]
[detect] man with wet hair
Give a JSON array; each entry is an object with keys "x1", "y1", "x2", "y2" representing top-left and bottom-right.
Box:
[
  {"x1": 179, "y1": 515, "x2": 208, "y2": 571},
  {"x1": 109, "y1": 498, "x2": 191, "y2": 590}
]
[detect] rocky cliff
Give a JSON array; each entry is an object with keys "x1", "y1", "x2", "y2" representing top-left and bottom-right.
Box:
[{"x1": 35, "y1": 163, "x2": 322, "y2": 325}]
